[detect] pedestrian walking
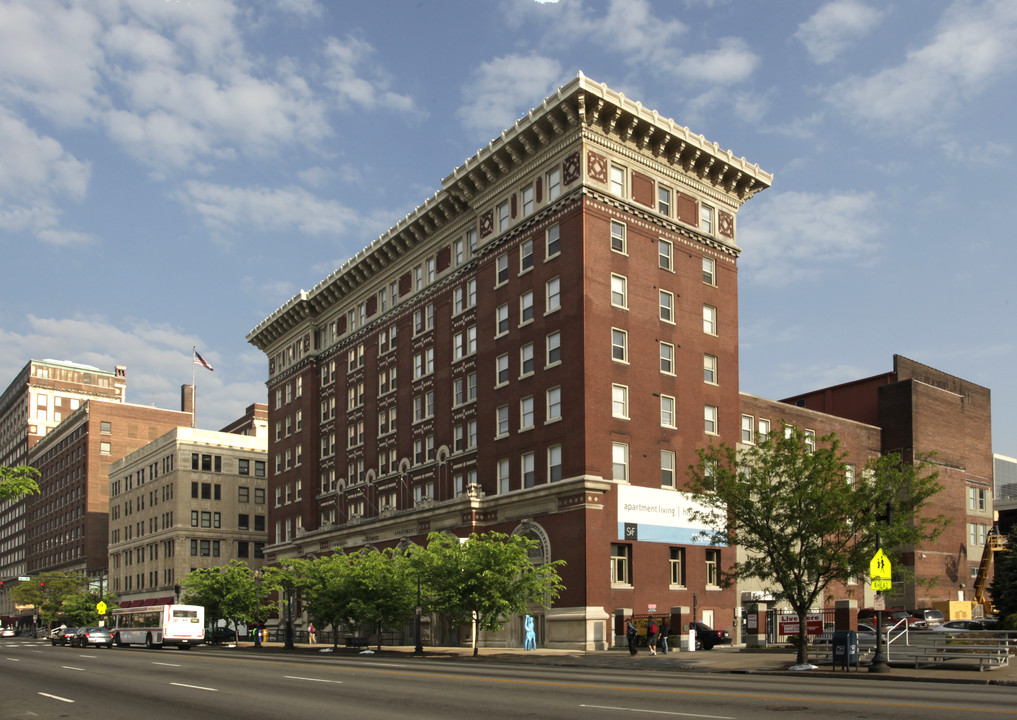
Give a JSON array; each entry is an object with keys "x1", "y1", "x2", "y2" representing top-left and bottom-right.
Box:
[
  {"x1": 647, "y1": 619, "x2": 659, "y2": 656},
  {"x1": 660, "y1": 620, "x2": 670, "y2": 654},
  {"x1": 308, "y1": 622, "x2": 317, "y2": 645},
  {"x1": 626, "y1": 618, "x2": 638, "y2": 656}
]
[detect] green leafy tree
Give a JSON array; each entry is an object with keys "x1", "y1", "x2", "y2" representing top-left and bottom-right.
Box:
[
  {"x1": 989, "y1": 526, "x2": 1017, "y2": 626},
  {"x1": 416, "y1": 531, "x2": 565, "y2": 657},
  {"x1": 346, "y1": 548, "x2": 415, "y2": 651},
  {"x1": 9, "y1": 572, "x2": 86, "y2": 626},
  {"x1": 60, "y1": 591, "x2": 119, "y2": 627},
  {"x1": 0, "y1": 465, "x2": 40, "y2": 502},
  {"x1": 686, "y1": 423, "x2": 947, "y2": 665},
  {"x1": 297, "y1": 554, "x2": 357, "y2": 650},
  {"x1": 180, "y1": 560, "x2": 259, "y2": 641}
]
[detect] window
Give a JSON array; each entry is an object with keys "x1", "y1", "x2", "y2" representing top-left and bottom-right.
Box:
[
  {"x1": 547, "y1": 167, "x2": 561, "y2": 201},
  {"x1": 658, "y1": 239, "x2": 673, "y2": 271},
  {"x1": 546, "y1": 386, "x2": 562, "y2": 422},
  {"x1": 610, "y1": 165, "x2": 626, "y2": 197},
  {"x1": 496, "y1": 303, "x2": 509, "y2": 335},
  {"x1": 496, "y1": 354, "x2": 509, "y2": 385},
  {"x1": 522, "y1": 184, "x2": 534, "y2": 216},
  {"x1": 546, "y1": 331, "x2": 561, "y2": 366},
  {"x1": 520, "y1": 291, "x2": 534, "y2": 324},
  {"x1": 612, "y1": 384, "x2": 629, "y2": 419},
  {"x1": 703, "y1": 305, "x2": 717, "y2": 335},
  {"x1": 611, "y1": 274, "x2": 627, "y2": 308},
  {"x1": 670, "y1": 547, "x2": 685, "y2": 585},
  {"x1": 548, "y1": 445, "x2": 563, "y2": 482},
  {"x1": 704, "y1": 354, "x2": 717, "y2": 384},
  {"x1": 659, "y1": 290, "x2": 674, "y2": 322},
  {"x1": 496, "y1": 406, "x2": 510, "y2": 437},
  {"x1": 741, "y1": 415, "x2": 754, "y2": 444},
  {"x1": 520, "y1": 343, "x2": 535, "y2": 376},
  {"x1": 661, "y1": 395, "x2": 676, "y2": 428},
  {"x1": 100, "y1": 441, "x2": 111, "y2": 455},
  {"x1": 522, "y1": 452, "x2": 536, "y2": 488},
  {"x1": 611, "y1": 328, "x2": 628, "y2": 363},
  {"x1": 660, "y1": 342, "x2": 675, "y2": 375},
  {"x1": 610, "y1": 220, "x2": 626, "y2": 253},
  {"x1": 705, "y1": 405, "x2": 719, "y2": 434},
  {"x1": 700, "y1": 204, "x2": 714, "y2": 234},
  {"x1": 496, "y1": 254, "x2": 509, "y2": 285},
  {"x1": 661, "y1": 450, "x2": 676, "y2": 488},
  {"x1": 706, "y1": 549, "x2": 721, "y2": 586},
  {"x1": 703, "y1": 256, "x2": 716, "y2": 285},
  {"x1": 969, "y1": 487, "x2": 987, "y2": 511},
  {"x1": 612, "y1": 443, "x2": 628, "y2": 482},
  {"x1": 546, "y1": 224, "x2": 560, "y2": 257},
  {"x1": 498, "y1": 458, "x2": 511, "y2": 494},
  {"x1": 611, "y1": 543, "x2": 632, "y2": 585},
  {"x1": 969, "y1": 522, "x2": 987, "y2": 546},
  {"x1": 520, "y1": 239, "x2": 534, "y2": 272},
  {"x1": 497, "y1": 200, "x2": 510, "y2": 231},
  {"x1": 546, "y1": 277, "x2": 561, "y2": 312},
  {"x1": 238, "y1": 486, "x2": 250, "y2": 503},
  {"x1": 100, "y1": 421, "x2": 112, "y2": 434},
  {"x1": 804, "y1": 430, "x2": 816, "y2": 453},
  {"x1": 520, "y1": 396, "x2": 535, "y2": 430},
  {"x1": 658, "y1": 186, "x2": 672, "y2": 216},
  {"x1": 758, "y1": 418, "x2": 770, "y2": 442}
]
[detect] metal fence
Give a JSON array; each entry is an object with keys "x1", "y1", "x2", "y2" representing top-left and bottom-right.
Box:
[{"x1": 765, "y1": 608, "x2": 837, "y2": 644}]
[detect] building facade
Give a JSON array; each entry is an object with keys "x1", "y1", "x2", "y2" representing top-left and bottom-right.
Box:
[
  {"x1": 108, "y1": 408, "x2": 269, "y2": 607},
  {"x1": 0, "y1": 360, "x2": 127, "y2": 620},
  {"x1": 248, "y1": 75, "x2": 772, "y2": 648},
  {"x1": 783, "y1": 355, "x2": 995, "y2": 609}
]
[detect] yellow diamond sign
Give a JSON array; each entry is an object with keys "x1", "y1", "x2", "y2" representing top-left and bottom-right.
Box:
[
  {"x1": 96, "y1": 601, "x2": 107, "y2": 615},
  {"x1": 869, "y1": 549, "x2": 892, "y2": 581}
]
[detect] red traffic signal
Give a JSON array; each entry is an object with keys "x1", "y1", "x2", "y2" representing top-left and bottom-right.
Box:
[{"x1": 38, "y1": 581, "x2": 45, "y2": 588}]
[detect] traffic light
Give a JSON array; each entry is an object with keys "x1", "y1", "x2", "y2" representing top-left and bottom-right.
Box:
[{"x1": 38, "y1": 581, "x2": 45, "y2": 589}]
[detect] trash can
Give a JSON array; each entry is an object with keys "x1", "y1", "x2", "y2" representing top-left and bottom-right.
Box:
[{"x1": 832, "y1": 630, "x2": 858, "y2": 671}]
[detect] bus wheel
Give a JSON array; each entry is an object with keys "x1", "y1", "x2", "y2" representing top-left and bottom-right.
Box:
[
  {"x1": 145, "y1": 634, "x2": 154, "y2": 649},
  {"x1": 180, "y1": 644, "x2": 192, "y2": 650}
]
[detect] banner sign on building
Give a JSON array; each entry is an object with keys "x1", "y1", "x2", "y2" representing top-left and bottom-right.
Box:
[
  {"x1": 778, "y1": 613, "x2": 824, "y2": 636},
  {"x1": 616, "y1": 485, "x2": 725, "y2": 546}
]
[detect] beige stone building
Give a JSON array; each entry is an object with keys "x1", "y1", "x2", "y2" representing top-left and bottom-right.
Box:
[{"x1": 108, "y1": 408, "x2": 269, "y2": 606}]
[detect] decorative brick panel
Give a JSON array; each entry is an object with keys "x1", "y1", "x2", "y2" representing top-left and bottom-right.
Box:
[
  {"x1": 719, "y1": 211, "x2": 734, "y2": 239},
  {"x1": 587, "y1": 150, "x2": 607, "y2": 183},
  {"x1": 399, "y1": 272, "x2": 412, "y2": 297},
  {"x1": 563, "y1": 151, "x2": 581, "y2": 185},
  {"x1": 366, "y1": 296, "x2": 378, "y2": 317},
  {"x1": 436, "y1": 246, "x2": 451, "y2": 273},
  {"x1": 632, "y1": 171, "x2": 653, "y2": 207},
  {"x1": 479, "y1": 209, "x2": 494, "y2": 238},
  {"x1": 677, "y1": 192, "x2": 698, "y2": 226}
]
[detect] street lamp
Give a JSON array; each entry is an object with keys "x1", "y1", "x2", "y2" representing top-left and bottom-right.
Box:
[
  {"x1": 413, "y1": 573, "x2": 423, "y2": 656},
  {"x1": 253, "y1": 570, "x2": 262, "y2": 648},
  {"x1": 285, "y1": 585, "x2": 294, "y2": 650}
]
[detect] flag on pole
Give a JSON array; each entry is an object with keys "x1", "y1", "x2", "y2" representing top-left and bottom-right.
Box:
[{"x1": 193, "y1": 348, "x2": 214, "y2": 372}]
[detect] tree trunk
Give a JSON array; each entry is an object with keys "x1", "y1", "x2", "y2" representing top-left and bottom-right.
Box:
[{"x1": 793, "y1": 605, "x2": 810, "y2": 666}]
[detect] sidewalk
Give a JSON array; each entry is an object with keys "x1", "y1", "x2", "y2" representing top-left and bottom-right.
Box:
[{"x1": 230, "y1": 641, "x2": 1017, "y2": 686}]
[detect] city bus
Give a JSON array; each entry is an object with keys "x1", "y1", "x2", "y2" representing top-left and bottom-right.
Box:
[{"x1": 110, "y1": 604, "x2": 204, "y2": 649}]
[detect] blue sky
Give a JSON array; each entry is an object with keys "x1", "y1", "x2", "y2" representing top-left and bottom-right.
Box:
[{"x1": 1, "y1": 0, "x2": 1015, "y2": 454}]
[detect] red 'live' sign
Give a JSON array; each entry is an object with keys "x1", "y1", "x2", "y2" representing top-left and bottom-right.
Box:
[{"x1": 778, "y1": 613, "x2": 824, "y2": 635}]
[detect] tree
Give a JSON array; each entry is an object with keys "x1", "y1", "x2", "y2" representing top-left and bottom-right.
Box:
[
  {"x1": 60, "y1": 591, "x2": 119, "y2": 627},
  {"x1": 416, "y1": 531, "x2": 565, "y2": 657},
  {"x1": 989, "y1": 526, "x2": 1017, "y2": 626},
  {"x1": 345, "y1": 548, "x2": 415, "y2": 651},
  {"x1": 180, "y1": 560, "x2": 259, "y2": 641},
  {"x1": 0, "y1": 465, "x2": 40, "y2": 502},
  {"x1": 686, "y1": 423, "x2": 947, "y2": 665},
  {"x1": 9, "y1": 572, "x2": 86, "y2": 626},
  {"x1": 298, "y1": 554, "x2": 356, "y2": 650}
]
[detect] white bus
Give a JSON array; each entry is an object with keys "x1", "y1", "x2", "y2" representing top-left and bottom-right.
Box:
[{"x1": 110, "y1": 604, "x2": 205, "y2": 649}]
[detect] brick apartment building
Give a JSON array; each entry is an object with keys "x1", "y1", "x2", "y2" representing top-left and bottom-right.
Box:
[
  {"x1": 108, "y1": 404, "x2": 269, "y2": 607},
  {"x1": 248, "y1": 74, "x2": 775, "y2": 649},
  {"x1": 0, "y1": 360, "x2": 128, "y2": 621}
]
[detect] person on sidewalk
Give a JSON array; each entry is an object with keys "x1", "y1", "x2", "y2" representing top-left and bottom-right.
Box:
[
  {"x1": 308, "y1": 623, "x2": 317, "y2": 645},
  {"x1": 660, "y1": 620, "x2": 669, "y2": 654},
  {"x1": 626, "y1": 618, "x2": 638, "y2": 656},
  {"x1": 647, "y1": 619, "x2": 659, "y2": 656}
]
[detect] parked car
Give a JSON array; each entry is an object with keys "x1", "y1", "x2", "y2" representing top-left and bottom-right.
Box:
[
  {"x1": 888, "y1": 610, "x2": 927, "y2": 630},
  {"x1": 70, "y1": 627, "x2": 112, "y2": 648},
  {"x1": 1, "y1": 628, "x2": 15, "y2": 637},
  {"x1": 50, "y1": 627, "x2": 77, "y2": 646},
  {"x1": 691, "y1": 621, "x2": 731, "y2": 650},
  {"x1": 931, "y1": 619, "x2": 991, "y2": 634},
  {"x1": 204, "y1": 626, "x2": 237, "y2": 644},
  {"x1": 909, "y1": 608, "x2": 944, "y2": 627}
]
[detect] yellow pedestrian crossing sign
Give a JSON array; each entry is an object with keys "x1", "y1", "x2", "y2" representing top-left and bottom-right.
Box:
[
  {"x1": 96, "y1": 601, "x2": 107, "y2": 615},
  {"x1": 870, "y1": 549, "x2": 892, "y2": 590}
]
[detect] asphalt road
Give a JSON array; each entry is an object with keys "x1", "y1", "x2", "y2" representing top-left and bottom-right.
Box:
[{"x1": 2, "y1": 637, "x2": 1014, "y2": 719}]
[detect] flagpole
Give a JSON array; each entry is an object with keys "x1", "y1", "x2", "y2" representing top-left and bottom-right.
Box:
[{"x1": 191, "y1": 346, "x2": 197, "y2": 429}]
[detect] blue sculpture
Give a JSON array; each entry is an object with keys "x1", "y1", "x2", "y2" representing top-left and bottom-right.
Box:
[{"x1": 524, "y1": 615, "x2": 536, "y2": 650}]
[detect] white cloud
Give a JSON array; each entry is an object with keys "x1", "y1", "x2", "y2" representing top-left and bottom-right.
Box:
[
  {"x1": 796, "y1": 1, "x2": 884, "y2": 64},
  {"x1": 321, "y1": 35, "x2": 419, "y2": 114},
  {"x1": 674, "y1": 37, "x2": 759, "y2": 85},
  {"x1": 456, "y1": 54, "x2": 563, "y2": 139},
  {"x1": 275, "y1": 0, "x2": 324, "y2": 18},
  {"x1": 176, "y1": 181, "x2": 361, "y2": 236},
  {"x1": 827, "y1": 0, "x2": 1017, "y2": 134},
  {"x1": 737, "y1": 190, "x2": 883, "y2": 286},
  {"x1": 0, "y1": 314, "x2": 261, "y2": 430}
]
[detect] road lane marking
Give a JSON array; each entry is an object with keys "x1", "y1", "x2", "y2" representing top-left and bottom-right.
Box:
[
  {"x1": 285, "y1": 675, "x2": 344, "y2": 684},
  {"x1": 39, "y1": 692, "x2": 74, "y2": 703},
  {"x1": 582, "y1": 705, "x2": 734, "y2": 719},
  {"x1": 170, "y1": 682, "x2": 218, "y2": 692},
  {"x1": 6, "y1": 658, "x2": 19, "y2": 661},
  {"x1": 153, "y1": 662, "x2": 181, "y2": 667},
  {"x1": 79, "y1": 654, "x2": 97, "y2": 658},
  {"x1": 62, "y1": 665, "x2": 85, "y2": 671}
]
